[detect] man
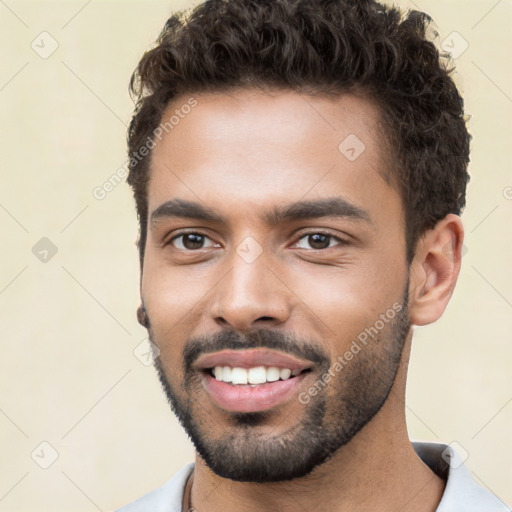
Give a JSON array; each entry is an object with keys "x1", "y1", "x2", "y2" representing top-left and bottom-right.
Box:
[{"x1": 118, "y1": 0, "x2": 509, "y2": 510}]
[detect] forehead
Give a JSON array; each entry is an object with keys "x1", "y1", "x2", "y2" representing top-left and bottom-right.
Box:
[{"x1": 147, "y1": 88, "x2": 400, "y2": 226}]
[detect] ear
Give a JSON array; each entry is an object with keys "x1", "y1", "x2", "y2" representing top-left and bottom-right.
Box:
[
  {"x1": 408, "y1": 214, "x2": 464, "y2": 326},
  {"x1": 137, "y1": 303, "x2": 150, "y2": 328}
]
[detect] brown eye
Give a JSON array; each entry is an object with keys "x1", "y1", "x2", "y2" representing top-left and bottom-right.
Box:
[
  {"x1": 183, "y1": 234, "x2": 204, "y2": 249},
  {"x1": 307, "y1": 234, "x2": 331, "y2": 249},
  {"x1": 171, "y1": 233, "x2": 215, "y2": 250},
  {"x1": 295, "y1": 232, "x2": 346, "y2": 250}
]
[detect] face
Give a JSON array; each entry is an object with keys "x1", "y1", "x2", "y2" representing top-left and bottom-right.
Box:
[{"x1": 141, "y1": 89, "x2": 411, "y2": 482}]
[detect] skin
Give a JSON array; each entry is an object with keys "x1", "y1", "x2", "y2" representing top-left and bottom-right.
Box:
[{"x1": 140, "y1": 88, "x2": 464, "y2": 512}]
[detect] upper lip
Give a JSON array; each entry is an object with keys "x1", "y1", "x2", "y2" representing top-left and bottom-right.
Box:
[{"x1": 196, "y1": 348, "x2": 313, "y2": 371}]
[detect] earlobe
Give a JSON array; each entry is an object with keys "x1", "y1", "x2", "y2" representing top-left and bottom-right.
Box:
[
  {"x1": 137, "y1": 303, "x2": 150, "y2": 328},
  {"x1": 408, "y1": 214, "x2": 464, "y2": 326}
]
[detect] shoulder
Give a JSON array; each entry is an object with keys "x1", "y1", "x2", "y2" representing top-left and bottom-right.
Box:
[
  {"x1": 116, "y1": 463, "x2": 195, "y2": 512},
  {"x1": 412, "y1": 441, "x2": 510, "y2": 512}
]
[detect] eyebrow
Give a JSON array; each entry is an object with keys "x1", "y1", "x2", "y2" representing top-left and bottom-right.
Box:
[{"x1": 150, "y1": 197, "x2": 372, "y2": 227}]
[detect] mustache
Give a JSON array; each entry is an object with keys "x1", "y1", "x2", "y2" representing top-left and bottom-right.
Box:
[{"x1": 182, "y1": 328, "x2": 330, "y2": 375}]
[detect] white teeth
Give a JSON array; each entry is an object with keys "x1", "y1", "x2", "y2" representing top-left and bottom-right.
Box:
[
  {"x1": 231, "y1": 367, "x2": 248, "y2": 385},
  {"x1": 279, "y1": 368, "x2": 292, "y2": 380},
  {"x1": 211, "y1": 365, "x2": 303, "y2": 385},
  {"x1": 248, "y1": 366, "x2": 267, "y2": 384},
  {"x1": 266, "y1": 367, "x2": 280, "y2": 382},
  {"x1": 222, "y1": 366, "x2": 232, "y2": 383}
]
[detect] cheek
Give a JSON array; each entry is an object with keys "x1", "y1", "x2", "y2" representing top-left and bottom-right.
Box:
[
  {"x1": 144, "y1": 239, "x2": 214, "y2": 294},
  {"x1": 141, "y1": 255, "x2": 214, "y2": 346},
  {"x1": 282, "y1": 261, "x2": 405, "y2": 351}
]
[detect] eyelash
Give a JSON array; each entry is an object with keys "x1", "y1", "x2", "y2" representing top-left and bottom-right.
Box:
[
  {"x1": 165, "y1": 230, "x2": 349, "y2": 251},
  {"x1": 294, "y1": 231, "x2": 349, "y2": 250}
]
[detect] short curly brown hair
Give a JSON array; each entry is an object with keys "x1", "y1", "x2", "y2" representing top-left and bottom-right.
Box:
[{"x1": 127, "y1": 0, "x2": 470, "y2": 266}]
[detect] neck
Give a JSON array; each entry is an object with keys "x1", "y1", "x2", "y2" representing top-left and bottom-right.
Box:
[{"x1": 186, "y1": 339, "x2": 445, "y2": 512}]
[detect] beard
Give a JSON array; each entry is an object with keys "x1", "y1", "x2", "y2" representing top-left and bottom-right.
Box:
[{"x1": 149, "y1": 283, "x2": 410, "y2": 483}]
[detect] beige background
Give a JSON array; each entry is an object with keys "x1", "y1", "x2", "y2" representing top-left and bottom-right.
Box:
[{"x1": 0, "y1": 0, "x2": 511, "y2": 510}]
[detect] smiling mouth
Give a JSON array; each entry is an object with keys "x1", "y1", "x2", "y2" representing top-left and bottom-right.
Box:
[{"x1": 204, "y1": 366, "x2": 312, "y2": 386}]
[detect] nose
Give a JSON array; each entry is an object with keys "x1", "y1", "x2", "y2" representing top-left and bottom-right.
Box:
[{"x1": 209, "y1": 249, "x2": 291, "y2": 331}]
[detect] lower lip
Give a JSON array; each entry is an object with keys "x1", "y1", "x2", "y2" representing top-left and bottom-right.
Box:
[{"x1": 202, "y1": 371, "x2": 309, "y2": 413}]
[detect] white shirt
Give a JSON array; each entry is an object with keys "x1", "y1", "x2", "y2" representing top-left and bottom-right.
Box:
[{"x1": 116, "y1": 442, "x2": 510, "y2": 511}]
